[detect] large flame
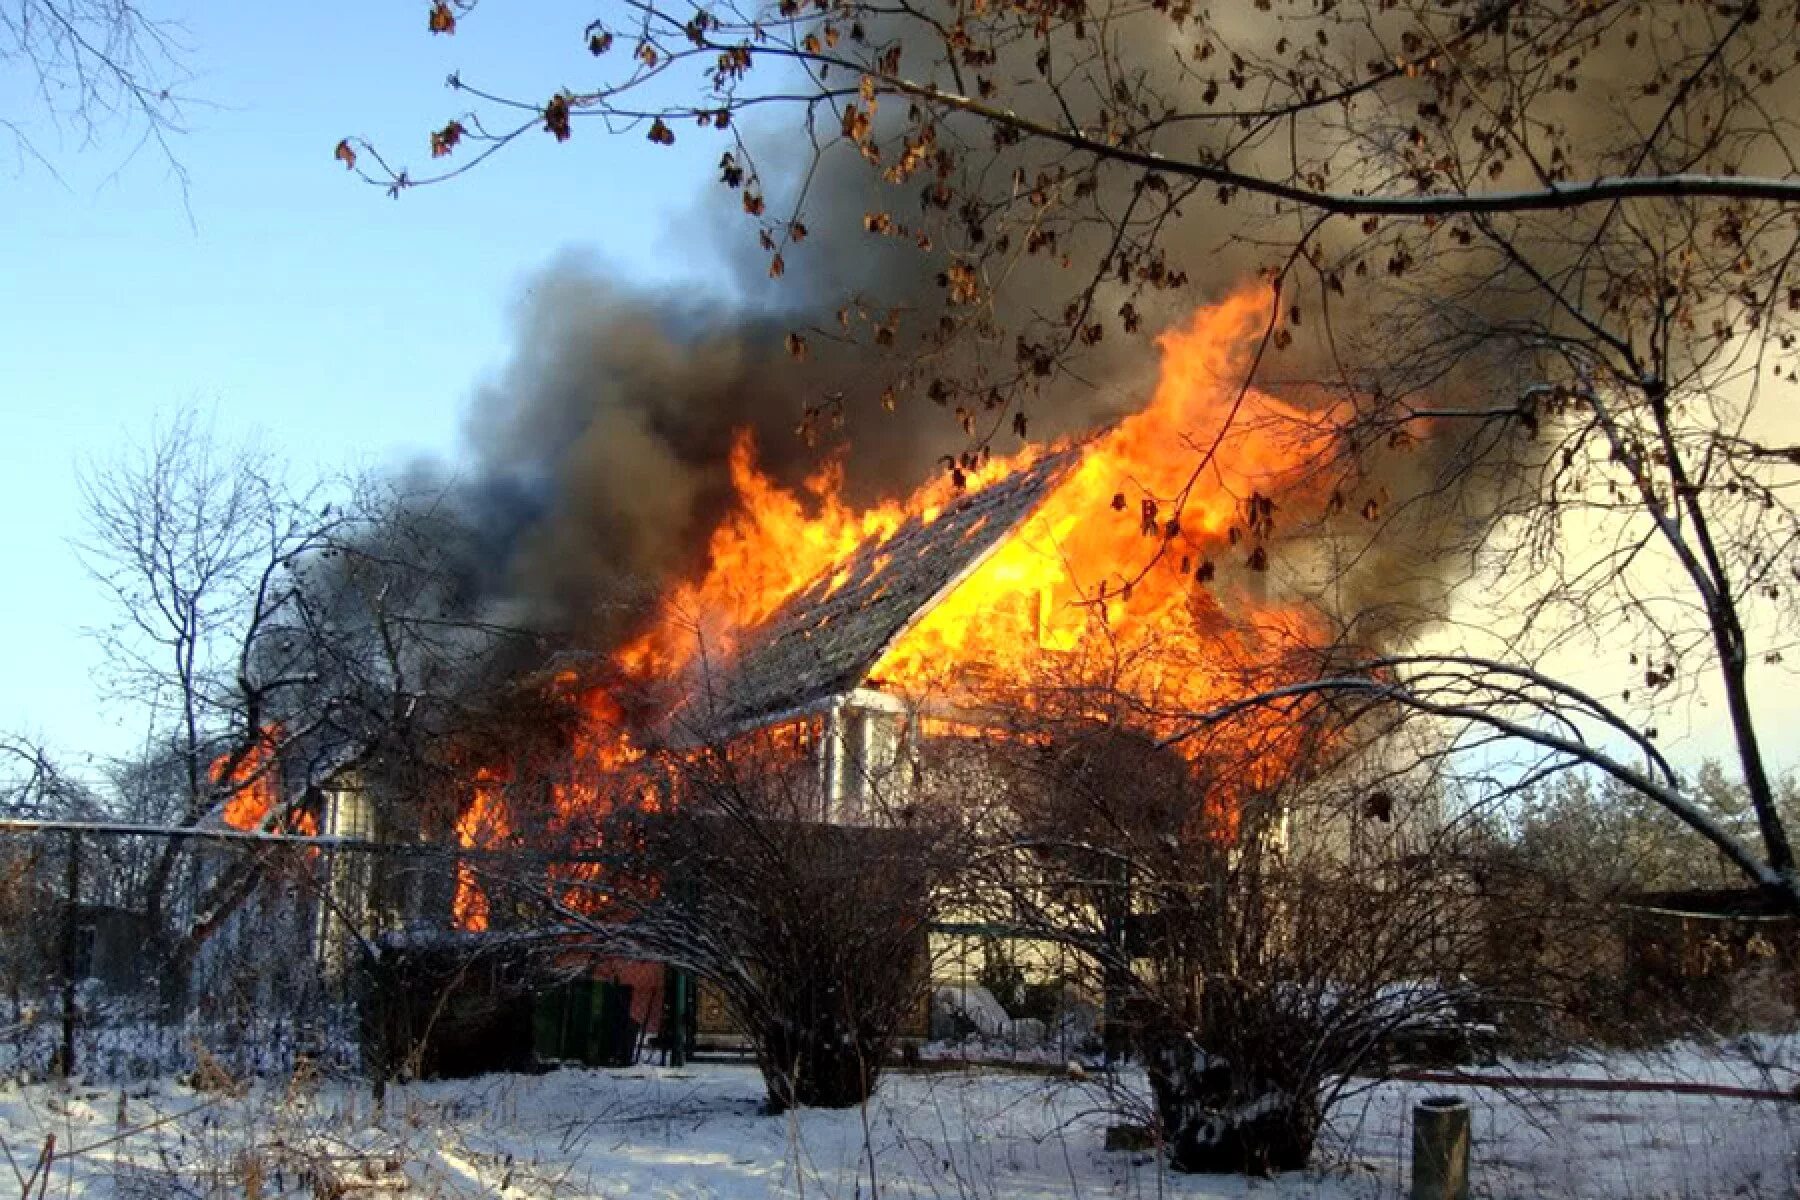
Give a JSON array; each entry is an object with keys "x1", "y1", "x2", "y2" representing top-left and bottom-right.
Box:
[
  {"x1": 448, "y1": 285, "x2": 1346, "y2": 928},
  {"x1": 873, "y1": 290, "x2": 1336, "y2": 726},
  {"x1": 621, "y1": 286, "x2": 1333, "y2": 704},
  {"x1": 615, "y1": 436, "x2": 1029, "y2": 683}
]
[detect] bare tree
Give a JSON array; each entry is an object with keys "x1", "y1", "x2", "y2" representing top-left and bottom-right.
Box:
[
  {"x1": 75, "y1": 412, "x2": 351, "y2": 1001},
  {"x1": 2, "y1": 0, "x2": 190, "y2": 177},
  {"x1": 439, "y1": 697, "x2": 957, "y2": 1111},
  {"x1": 576, "y1": 722, "x2": 952, "y2": 1112},
  {"x1": 272, "y1": 474, "x2": 538, "y2": 826},
  {"x1": 1146, "y1": 166, "x2": 1800, "y2": 909},
  {"x1": 0, "y1": 735, "x2": 96, "y2": 819}
]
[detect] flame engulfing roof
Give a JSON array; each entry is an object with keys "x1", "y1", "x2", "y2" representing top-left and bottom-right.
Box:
[{"x1": 699, "y1": 449, "x2": 1079, "y2": 729}]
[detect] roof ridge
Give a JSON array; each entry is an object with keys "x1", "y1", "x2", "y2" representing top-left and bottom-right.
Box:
[{"x1": 692, "y1": 445, "x2": 1082, "y2": 731}]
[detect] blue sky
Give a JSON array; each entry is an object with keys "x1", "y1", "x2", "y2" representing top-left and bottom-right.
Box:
[{"x1": 0, "y1": 2, "x2": 724, "y2": 774}]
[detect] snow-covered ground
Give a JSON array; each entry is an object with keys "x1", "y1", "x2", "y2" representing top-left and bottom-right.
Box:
[{"x1": 0, "y1": 1048, "x2": 1793, "y2": 1198}]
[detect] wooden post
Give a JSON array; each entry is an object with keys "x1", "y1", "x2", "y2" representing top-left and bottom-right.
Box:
[
  {"x1": 665, "y1": 965, "x2": 689, "y2": 1068},
  {"x1": 1100, "y1": 857, "x2": 1131, "y2": 1065},
  {"x1": 1411, "y1": 1095, "x2": 1470, "y2": 1200},
  {"x1": 57, "y1": 830, "x2": 81, "y2": 1080}
]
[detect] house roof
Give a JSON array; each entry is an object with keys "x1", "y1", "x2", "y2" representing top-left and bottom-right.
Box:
[{"x1": 699, "y1": 448, "x2": 1078, "y2": 729}]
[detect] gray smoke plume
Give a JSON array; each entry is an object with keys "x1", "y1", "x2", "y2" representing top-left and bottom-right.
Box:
[{"x1": 407, "y1": 1, "x2": 1776, "y2": 671}]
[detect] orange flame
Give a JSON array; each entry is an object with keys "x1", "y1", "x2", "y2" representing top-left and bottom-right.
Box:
[
  {"x1": 874, "y1": 290, "x2": 1335, "y2": 719},
  {"x1": 452, "y1": 768, "x2": 508, "y2": 933},
  {"x1": 615, "y1": 433, "x2": 1029, "y2": 683},
  {"x1": 618, "y1": 286, "x2": 1336, "y2": 741},
  {"x1": 212, "y1": 726, "x2": 293, "y2": 833},
  {"x1": 449, "y1": 285, "x2": 1347, "y2": 926}
]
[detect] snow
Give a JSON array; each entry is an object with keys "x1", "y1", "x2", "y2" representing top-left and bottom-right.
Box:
[
  {"x1": 929, "y1": 986, "x2": 1072, "y2": 1056},
  {"x1": 0, "y1": 1046, "x2": 1793, "y2": 1198}
]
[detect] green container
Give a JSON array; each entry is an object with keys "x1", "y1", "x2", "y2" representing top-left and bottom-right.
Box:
[{"x1": 534, "y1": 979, "x2": 637, "y2": 1067}]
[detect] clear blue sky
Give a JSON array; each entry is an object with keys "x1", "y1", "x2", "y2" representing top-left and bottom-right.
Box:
[{"x1": 0, "y1": 2, "x2": 723, "y2": 775}]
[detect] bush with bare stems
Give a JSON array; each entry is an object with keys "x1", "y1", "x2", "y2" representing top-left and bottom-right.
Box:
[
  {"x1": 580, "y1": 725, "x2": 957, "y2": 1112},
  {"x1": 967, "y1": 712, "x2": 1486, "y2": 1174}
]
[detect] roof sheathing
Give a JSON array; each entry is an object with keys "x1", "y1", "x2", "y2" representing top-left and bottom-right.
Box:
[{"x1": 700, "y1": 449, "x2": 1078, "y2": 730}]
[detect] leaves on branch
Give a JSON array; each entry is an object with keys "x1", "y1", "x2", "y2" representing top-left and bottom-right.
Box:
[
  {"x1": 430, "y1": 120, "x2": 466, "y2": 158},
  {"x1": 587, "y1": 24, "x2": 615, "y2": 55},
  {"x1": 842, "y1": 103, "x2": 872, "y2": 143},
  {"x1": 333, "y1": 140, "x2": 357, "y2": 171},
  {"x1": 544, "y1": 94, "x2": 573, "y2": 142},
  {"x1": 428, "y1": 1, "x2": 456, "y2": 35},
  {"x1": 784, "y1": 332, "x2": 807, "y2": 360},
  {"x1": 714, "y1": 45, "x2": 752, "y2": 80},
  {"x1": 943, "y1": 261, "x2": 980, "y2": 304},
  {"x1": 648, "y1": 118, "x2": 676, "y2": 145},
  {"x1": 1244, "y1": 493, "x2": 1276, "y2": 539}
]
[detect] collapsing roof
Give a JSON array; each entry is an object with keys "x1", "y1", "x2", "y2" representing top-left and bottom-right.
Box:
[{"x1": 700, "y1": 449, "x2": 1078, "y2": 729}]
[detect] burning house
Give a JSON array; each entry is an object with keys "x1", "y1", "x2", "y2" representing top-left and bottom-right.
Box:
[
  {"x1": 403, "y1": 289, "x2": 1362, "y2": 1065},
  {"x1": 674, "y1": 446, "x2": 1080, "y2": 821},
  {"x1": 82, "y1": 288, "x2": 1385, "y2": 1081},
  {"x1": 445, "y1": 287, "x2": 1342, "y2": 898}
]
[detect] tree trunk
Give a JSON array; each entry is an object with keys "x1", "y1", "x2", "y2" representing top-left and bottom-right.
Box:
[{"x1": 154, "y1": 938, "x2": 192, "y2": 1020}]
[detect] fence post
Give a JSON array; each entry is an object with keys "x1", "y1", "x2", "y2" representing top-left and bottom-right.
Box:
[
  {"x1": 666, "y1": 966, "x2": 690, "y2": 1068},
  {"x1": 57, "y1": 830, "x2": 81, "y2": 1079}
]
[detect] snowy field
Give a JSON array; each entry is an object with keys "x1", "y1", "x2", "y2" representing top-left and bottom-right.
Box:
[{"x1": 0, "y1": 1048, "x2": 1794, "y2": 1198}]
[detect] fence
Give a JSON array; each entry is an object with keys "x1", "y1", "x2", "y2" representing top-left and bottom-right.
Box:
[
  {"x1": 0, "y1": 819, "x2": 1135, "y2": 1083},
  {"x1": 0, "y1": 820, "x2": 639, "y2": 1082}
]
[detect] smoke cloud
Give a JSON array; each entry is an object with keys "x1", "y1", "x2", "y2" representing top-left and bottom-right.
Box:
[{"x1": 398, "y1": 1, "x2": 1768, "y2": 671}]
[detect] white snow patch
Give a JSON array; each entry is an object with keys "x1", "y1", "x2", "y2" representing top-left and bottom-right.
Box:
[{"x1": 0, "y1": 1041, "x2": 1792, "y2": 1197}]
